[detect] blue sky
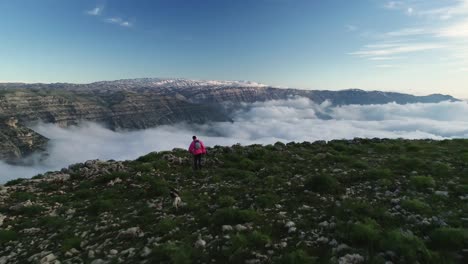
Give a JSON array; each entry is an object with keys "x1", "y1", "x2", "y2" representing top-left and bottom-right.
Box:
[{"x1": 0, "y1": 0, "x2": 467, "y2": 97}]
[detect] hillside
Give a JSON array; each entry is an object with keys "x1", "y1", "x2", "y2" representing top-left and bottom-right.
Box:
[{"x1": 1, "y1": 139, "x2": 467, "y2": 263}]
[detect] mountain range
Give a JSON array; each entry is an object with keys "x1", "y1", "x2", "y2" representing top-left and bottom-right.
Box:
[{"x1": 0, "y1": 78, "x2": 459, "y2": 162}]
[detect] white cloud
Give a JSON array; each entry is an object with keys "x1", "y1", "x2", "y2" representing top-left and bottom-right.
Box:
[
  {"x1": 368, "y1": 56, "x2": 400, "y2": 60},
  {"x1": 350, "y1": 43, "x2": 444, "y2": 57},
  {"x1": 407, "y1": 7, "x2": 414, "y2": 15},
  {"x1": 376, "y1": 64, "x2": 398, "y2": 68},
  {"x1": 384, "y1": 1, "x2": 404, "y2": 10},
  {"x1": 86, "y1": 7, "x2": 103, "y2": 16},
  {"x1": 382, "y1": 27, "x2": 430, "y2": 38},
  {"x1": 437, "y1": 19, "x2": 468, "y2": 38},
  {"x1": 346, "y1": 24, "x2": 358, "y2": 32},
  {"x1": 105, "y1": 17, "x2": 132, "y2": 27},
  {"x1": 1, "y1": 98, "x2": 467, "y2": 182}
]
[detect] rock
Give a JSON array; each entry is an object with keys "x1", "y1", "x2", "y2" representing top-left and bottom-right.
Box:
[
  {"x1": 234, "y1": 224, "x2": 247, "y2": 232},
  {"x1": 195, "y1": 236, "x2": 206, "y2": 248},
  {"x1": 88, "y1": 250, "x2": 95, "y2": 258},
  {"x1": 109, "y1": 249, "x2": 118, "y2": 255},
  {"x1": 285, "y1": 221, "x2": 295, "y2": 228},
  {"x1": 22, "y1": 227, "x2": 41, "y2": 234},
  {"x1": 435, "y1": 191, "x2": 449, "y2": 197},
  {"x1": 90, "y1": 259, "x2": 107, "y2": 264},
  {"x1": 140, "y1": 247, "x2": 151, "y2": 257},
  {"x1": 40, "y1": 253, "x2": 58, "y2": 264},
  {"x1": 222, "y1": 225, "x2": 233, "y2": 232},
  {"x1": 319, "y1": 221, "x2": 329, "y2": 228},
  {"x1": 317, "y1": 236, "x2": 329, "y2": 244},
  {"x1": 334, "y1": 243, "x2": 350, "y2": 253},
  {"x1": 0, "y1": 214, "x2": 6, "y2": 227},
  {"x1": 338, "y1": 253, "x2": 364, "y2": 264},
  {"x1": 119, "y1": 227, "x2": 143, "y2": 238},
  {"x1": 329, "y1": 239, "x2": 338, "y2": 247}
]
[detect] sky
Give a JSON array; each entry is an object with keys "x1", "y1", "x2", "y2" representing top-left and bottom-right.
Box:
[{"x1": 0, "y1": 0, "x2": 467, "y2": 97}]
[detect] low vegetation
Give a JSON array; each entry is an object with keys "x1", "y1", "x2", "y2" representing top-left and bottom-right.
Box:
[{"x1": 0, "y1": 138, "x2": 467, "y2": 263}]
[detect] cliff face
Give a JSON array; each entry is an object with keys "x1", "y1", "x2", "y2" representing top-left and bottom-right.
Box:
[
  {"x1": 0, "y1": 89, "x2": 229, "y2": 129},
  {"x1": 0, "y1": 78, "x2": 459, "y2": 161},
  {"x1": 0, "y1": 118, "x2": 48, "y2": 162}
]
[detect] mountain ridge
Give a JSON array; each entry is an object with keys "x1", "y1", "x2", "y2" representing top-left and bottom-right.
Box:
[{"x1": 0, "y1": 78, "x2": 460, "y2": 162}]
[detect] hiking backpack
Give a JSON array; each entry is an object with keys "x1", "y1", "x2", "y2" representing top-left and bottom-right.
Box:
[{"x1": 194, "y1": 140, "x2": 201, "y2": 150}]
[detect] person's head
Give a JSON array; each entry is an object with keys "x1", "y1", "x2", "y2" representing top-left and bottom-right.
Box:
[{"x1": 192, "y1": 136, "x2": 197, "y2": 140}]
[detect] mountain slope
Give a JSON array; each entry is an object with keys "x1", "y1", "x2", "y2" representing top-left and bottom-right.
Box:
[
  {"x1": 0, "y1": 78, "x2": 459, "y2": 162},
  {"x1": 0, "y1": 139, "x2": 467, "y2": 263}
]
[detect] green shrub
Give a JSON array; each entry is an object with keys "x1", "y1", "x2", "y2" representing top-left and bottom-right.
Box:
[
  {"x1": 132, "y1": 162, "x2": 153, "y2": 173},
  {"x1": 11, "y1": 192, "x2": 35, "y2": 202},
  {"x1": 256, "y1": 193, "x2": 280, "y2": 208},
  {"x1": 402, "y1": 199, "x2": 431, "y2": 214},
  {"x1": 348, "y1": 220, "x2": 380, "y2": 247},
  {"x1": 365, "y1": 168, "x2": 393, "y2": 180},
  {"x1": 150, "y1": 243, "x2": 192, "y2": 264},
  {"x1": 304, "y1": 174, "x2": 339, "y2": 193},
  {"x1": 430, "y1": 228, "x2": 468, "y2": 251},
  {"x1": 74, "y1": 189, "x2": 94, "y2": 199},
  {"x1": 4, "y1": 178, "x2": 26, "y2": 186},
  {"x1": 17, "y1": 205, "x2": 45, "y2": 216},
  {"x1": 220, "y1": 168, "x2": 255, "y2": 180},
  {"x1": 0, "y1": 229, "x2": 17, "y2": 244},
  {"x1": 212, "y1": 208, "x2": 259, "y2": 226},
  {"x1": 380, "y1": 230, "x2": 430, "y2": 263},
  {"x1": 87, "y1": 199, "x2": 115, "y2": 215},
  {"x1": 352, "y1": 160, "x2": 369, "y2": 170},
  {"x1": 230, "y1": 231, "x2": 270, "y2": 251},
  {"x1": 156, "y1": 218, "x2": 178, "y2": 234},
  {"x1": 94, "y1": 172, "x2": 130, "y2": 185},
  {"x1": 410, "y1": 176, "x2": 435, "y2": 190},
  {"x1": 277, "y1": 250, "x2": 315, "y2": 264},
  {"x1": 218, "y1": 195, "x2": 236, "y2": 207},
  {"x1": 136, "y1": 152, "x2": 160, "y2": 163},
  {"x1": 37, "y1": 181, "x2": 61, "y2": 192},
  {"x1": 61, "y1": 237, "x2": 82, "y2": 252},
  {"x1": 239, "y1": 158, "x2": 255, "y2": 171},
  {"x1": 39, "y1": 216, "x2": 66, "y2": 230}
]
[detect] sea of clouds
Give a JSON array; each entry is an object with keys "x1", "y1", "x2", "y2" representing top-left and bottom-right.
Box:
[{"x1": 1, "y1": 98, "x2": 468, "y2": 182}]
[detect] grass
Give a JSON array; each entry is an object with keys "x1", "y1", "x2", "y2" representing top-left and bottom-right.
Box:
[{"x1": 2, "y1": 139, "x2": 468, "y2": 263}]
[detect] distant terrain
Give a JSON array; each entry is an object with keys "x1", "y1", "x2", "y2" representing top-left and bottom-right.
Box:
[
  {"x1": 0, "y1": 78, "x2": 459, "y2": 162},
  {"x1": 0, "y1": 139, "x2": 467, "y2": 263}
]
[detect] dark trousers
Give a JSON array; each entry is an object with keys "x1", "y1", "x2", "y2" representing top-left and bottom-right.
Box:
[{"x1": 193, "y1": 154, "x2": 202, "y2": 170}]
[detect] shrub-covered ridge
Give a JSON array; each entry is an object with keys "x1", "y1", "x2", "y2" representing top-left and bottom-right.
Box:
[{"x1": 0, "y1": 139, "x2": 467, "y2": 264}]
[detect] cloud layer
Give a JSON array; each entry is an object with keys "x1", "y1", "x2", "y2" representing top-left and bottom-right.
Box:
[{"x1": 1, "y1": 98, "x2": 468, "y2": 182}]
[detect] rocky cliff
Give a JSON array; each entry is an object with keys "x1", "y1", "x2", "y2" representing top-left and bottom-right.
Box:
[
  {"x1": 0, "y1": 118, "x2": 48, "y2": 163},
  {"x1": 0, "y1": 78, "x2": 459, "y2": 161}
]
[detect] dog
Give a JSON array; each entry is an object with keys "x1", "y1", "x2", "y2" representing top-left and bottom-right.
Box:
[{"x1": 170, "y1": 187, "x2": 182, "y2": 209}]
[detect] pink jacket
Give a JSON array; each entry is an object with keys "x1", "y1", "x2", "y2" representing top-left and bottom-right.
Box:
[{"x1": 189, "y1": 140, "x2": 206, "y2": 155}]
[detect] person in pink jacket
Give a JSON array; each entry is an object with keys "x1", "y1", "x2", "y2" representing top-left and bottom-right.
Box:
[{"x1": 188, "y1": 136, "x2": 206, "y2": 170}]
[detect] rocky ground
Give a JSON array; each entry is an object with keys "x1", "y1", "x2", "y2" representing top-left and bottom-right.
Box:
[{"x1": 0, "y1": 139, "x2": 467, "y2": 263}]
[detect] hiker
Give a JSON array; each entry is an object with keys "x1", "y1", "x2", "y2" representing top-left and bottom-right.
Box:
[{"x1": 188, "y1": 136, "x2": 206, "y2": 170}]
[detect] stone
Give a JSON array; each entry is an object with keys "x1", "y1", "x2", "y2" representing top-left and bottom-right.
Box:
[
  {"x1": 119, "y1": 227, "x2": 142, "y2": 238},
  {"x1": 234, "y1": 224, "x2": 247, "y2": 232},
  {"x1": 40, "y1": 253, "x2": 57, "y2": 264},
  {"x1": 222, "y1": 225, "x2": 233, "y2": 232},
  {"x1": 140, "y1": 247, "x2": 151, "y2": 257},
  {"x1": 338, "y1": 253, "x2": 364, "y2": 264},
  {"x1": 435, "y1": 191, "x2": 449, "y2": 197}
]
